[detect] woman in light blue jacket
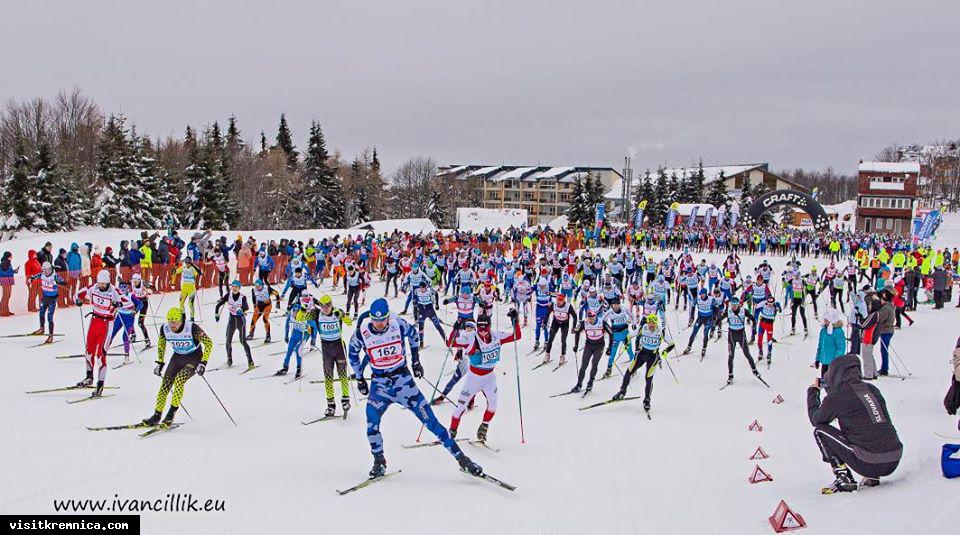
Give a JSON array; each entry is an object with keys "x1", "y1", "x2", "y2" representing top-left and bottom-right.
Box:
[{"x1": 815, "y1": 307, "x2": 847, "y2": 383}]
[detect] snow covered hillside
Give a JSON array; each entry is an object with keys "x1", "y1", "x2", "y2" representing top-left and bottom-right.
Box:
[{"x1": 2, "y1": 226, "x2": 959, "y2": 534}]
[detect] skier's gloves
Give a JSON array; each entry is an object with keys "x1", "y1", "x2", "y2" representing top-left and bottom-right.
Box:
[
  {"x1": 74, "y1": 298, "x2": 83, "y2": 307},
  {"x1": 412, "y1": 360, "x2": 424, "y2": 379},
  {"x1": 356, "y1": 377, "x2": 369, "y2": 395},
  {"x1": 507, "y1": 308, "x2": 519, "y2": 322},
  {"x1": 196, "y1": 362, "x2": 206, "y2": 376},
  {"x1": 215, "y1": 314, "x2": 221, "y2": 322},
  {"x1": 153, "y1": 361, "x2": 164, "y2": 377}
]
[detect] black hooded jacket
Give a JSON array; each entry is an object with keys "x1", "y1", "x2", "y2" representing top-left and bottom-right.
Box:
[{"x1": 808, "y1": 354, "x2": 903, "y2": 458}]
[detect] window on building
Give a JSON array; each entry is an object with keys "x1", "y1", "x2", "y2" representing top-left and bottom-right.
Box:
[
  {"x1": 864, "y1": 218, "x2": 872, "y2": 232},
  {"x1": 886, "y1": 218, "x2": 893, "y2": 229}
]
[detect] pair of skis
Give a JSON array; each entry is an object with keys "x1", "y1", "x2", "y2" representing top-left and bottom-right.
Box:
[
  {"x1": 301, "y1": 410, "x2": 349, "y2": 425},
  {"x1": 719, "y1": 374, "x2": 770, "y2": 390},
  {"x1": 26, "y1": 384, "x2": 118, "y2": 395},
  {"x1": 579, "y1": 395, "x2": 650, "y2": 418},
  {"x1": 87, "y1": 421, "x2": 183, "y2": 438},
  {"x1": 336, "y1": 468, "x2": 516, "y2": 496}
]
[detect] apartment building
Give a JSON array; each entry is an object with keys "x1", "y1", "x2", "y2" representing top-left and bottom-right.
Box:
[
  {"x1": 437, "y1": 165, "x2": 622, "y2": 226},
  {"x1": 855, "y1": 161, "x2": 919, "y2": 235}
]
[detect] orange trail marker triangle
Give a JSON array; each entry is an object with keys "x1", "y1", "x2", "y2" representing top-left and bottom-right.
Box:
[
  {"x1": 750, "y1": 446, "x2": 770, "y2": 460},
  {"x1": 769, "y1": 500, "x2": 806, "y2": 532},
  {"x1": 749, "y1": 464, "x2": 773, "y2": 484}
]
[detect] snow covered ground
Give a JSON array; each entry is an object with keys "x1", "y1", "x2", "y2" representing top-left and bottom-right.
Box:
[{"x1": 3, "y1": 228, "x2": 960, "y2": 534}]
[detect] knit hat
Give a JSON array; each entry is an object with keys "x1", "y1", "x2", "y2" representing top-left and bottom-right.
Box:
[{"x1": 823, "y1": 307, "x2": 843, "y2": 334}]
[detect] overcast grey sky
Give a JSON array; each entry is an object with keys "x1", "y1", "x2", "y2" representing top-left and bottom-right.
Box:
[{"x1": 3, "y1": 0, "x2": 958, "y2": 175}]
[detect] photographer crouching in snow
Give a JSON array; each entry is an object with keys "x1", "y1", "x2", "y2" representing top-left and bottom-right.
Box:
[{"x1": 807, "y1": 354, "x2": 903, "y2": 493}]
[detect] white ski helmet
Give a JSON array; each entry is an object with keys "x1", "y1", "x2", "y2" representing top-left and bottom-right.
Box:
[
  {"x1": 131, "y1": 273, "x2": 142, "y2": 283},
  {"x1": 42, "y1": 261, "x2": 52, "y2": 273},
  {"x1": 97, "y1": 270, "x2": 111, "y2": 284}
]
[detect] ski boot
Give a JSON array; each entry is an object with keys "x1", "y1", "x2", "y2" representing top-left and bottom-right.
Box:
[
  {"x1": 612, "y1": 389, "x2": 626, "y2": 401},
  {"x1": 162, "y1": 405, "x2": 179, "y2": 425},
  {"x1": 753, "y1": 369, "x2": 763, "y2": 381},
  {"x1": 142, "y1": 410, "x2": 162, "y2": 426},
  {"x1": 324, "y1": 402, "x2": 336, "y2": 418},
  {"x1": 583, "y1": 383, "x2": 593, "y2": 395},
  {"x1": 341, "y1": 396, "x2": 350, "y2": 413},
  {"x1": 370, "y1": 454, "x2": 387, "y2": 478},
  {"x1": 295, "y1": 366, "x2": 303, "y2": 379},
  {"x1": 92, "y1": 381, "x2": 105, "y2": 397},
  {"x1": 143, "y1": 338, "x2": 152, "y2": 349},
  {"x1": 249, "y1": 328, "x2": 257, "y2": 340},
  {"x1": 130, "y1": 333, "x2": 137, "y2": 343},
  {"x1": 31, "y1": 327, "x2": 45, "y2": 336},
  {"x1": 602, "y1": 366, "x2": 613, "y2": 379},
  {"x1": 45, "y1": 334, "x2": 55, "y2": 344},
  {"x1": 682, "y1": 346, "x2": 692, "y2": 355},
  {"x1": 246, "y1": 361, "x2": 256, "y2": 372},
  {"x1": 860, "y1": 477, "x2": 880, "y2": 488},
  {"x1": 822, "y1": 464, "x2": 858, "y2": 494},
  {"x1": 804, "y1": 329, "x2": 809, "y2": 338},
  {"x1": 790, "y1": 329, "x2": 796, "y2": 336},
  {"x1": 449, "y1": 427, "x2": 457, "y2": 439},
  {"x1": 275, "y1": 366, "x2": 289, "y2": 376},
  {"x1": 643, "y1": 399, "x2": 651, "y2": 412},
  {"x1": 533, "y1": 342, "x2": 540, "y2": 351},
  {"x1": 570, "y1": 384, "x2": 582, "y2": 394},
  {"x1": 76, "y1": 371, "x2": 94, "y2": 388},
  {"x1": 725, "y1": 374, "x2": 734, "y2": 386},
  {"x1": 264, "y1": 332, "x2": 272, "y2": 344},
  {"x1": 123, "y1": 353, "x2": 131, "y2": 365},
  {"x1": 457, "y1": 454, "x2": 483, "y2": 476},
  {"x1": 226, "y1": 357, "x2": 233, "y2": 368},
  {"x1": 700, "y1": 348, "x2": 706, "y2": 360},
  {"x1": 476, "y1": 422, "x2": 489, "y2": 443}
]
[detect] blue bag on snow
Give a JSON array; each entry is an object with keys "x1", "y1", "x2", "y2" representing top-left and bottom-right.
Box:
[{"x1": 942, "y1": 444, "x2": 960, "y2": 479}]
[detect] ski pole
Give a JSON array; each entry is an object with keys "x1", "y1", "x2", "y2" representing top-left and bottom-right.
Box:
[
  {"x1": 78, "y1": 306, "x2": 88, "y2": 347},
  {"x1": 415, "y1": 345, "x2": 453, "y2": 443},
  {"x1": 179, "y1": 403, "x2": 195, "y2": 421},
  {"x1": 512, "y1": 336, "x2": 526, "y2": 444},
  {"x1": 201, "y1": 375, "x2": 237, "y2": 426}
]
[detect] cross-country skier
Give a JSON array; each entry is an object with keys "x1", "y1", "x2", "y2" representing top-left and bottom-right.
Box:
[
  {"x1": 129, "y1": 273, "x2": 153, "y2": 348},
  {"x1": 446, "y1": 310, "x2": 520, "y2": 442},
  {"x1": 412, "y1": 281, "x2": 446, "y2": 346},
  {"x1": 214, "y1": 280, "x2": 254, "y2": 370},
  {"x1": 316, "y1": 294, "x2": 353, "y2": 417},
  {"x1": 348, "y1": 298, "x2": 482, "y2": 478},
  {"x1": 74, "y1": 270, "x2": 122, "y2": 396},
  {"x1": 542, "y1": 293, "x2": 576, "y2": 366},
  {"x1": 724, "y1": 297, "x2": 762, "y2": 385},
  {"x1": 569, "y1": 308, "x2": 605, "y2": 394},
  {"x1": 171, "y1": 257, "x2": 202, "y2": 321},
  {"x1": 278, "y1": 301, "x2": 319, "y2": 378},
  {"x1": 787, "y1": 269, "x2": 810, "y2": 337},
  {"x1": 603, "y1": 298, "x2": 634, "y2": 378},
  {"x1": 29, "y1": 262, "x2": 66, "y2": 342},
  {"x1": 611, "y1": 313, "x2": 673, "y2": 413},
  {"x1": 106, "y1": 280, "x2": 137, "y2": 364},
  {"x1": 756, "y1": 294, "x2": 783, "y2": 364},
  {"x1": 249, "y1": 279, "x2": 280, "y2": 343},
  {"x1": 141, "y1": 307, "x2": 214, "y2": 427},
  {"x1": 683, "y1": 288, "x2": 714, "y2": 359}
]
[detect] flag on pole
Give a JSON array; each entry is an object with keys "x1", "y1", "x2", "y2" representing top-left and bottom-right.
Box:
[
  {"x1": 633, "y1": 200, "x2": 647, "y2": 229},
  {"x1": 704, "y1": 206, "x2": 714, "y2": 227},
  {"x1": 687, "y1": 206, "x2": 699, "y2": 227},
  {"x1": 730, "y1": 203, "x2": 740, "y2": 227},
  {"x1": 665, "y1": 202, "x2": 679, "y2": 230}
]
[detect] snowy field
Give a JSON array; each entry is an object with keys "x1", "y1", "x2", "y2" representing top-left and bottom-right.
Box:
[{"x1": 2, "y1": 225, "x2": 960, "y2": 534}]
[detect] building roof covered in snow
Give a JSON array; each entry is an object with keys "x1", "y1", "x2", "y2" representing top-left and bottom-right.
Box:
[
  {"x1": 858, "y1": 161, "x2": 921, "y2": 174},
  {"x1": 349, "y1": 218, "x2": 437, "y2": 235},
  {"x1": 438, "y1": 164, "x2": 622, "y2": 183}
]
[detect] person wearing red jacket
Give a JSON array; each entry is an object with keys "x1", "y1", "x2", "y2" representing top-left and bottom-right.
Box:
[
  {"x1": 892, "y1": 277, "x2": 913, "y2": 328},
  {"x1": 24, "y1": 250, "x2": 41, "y2": 313}
]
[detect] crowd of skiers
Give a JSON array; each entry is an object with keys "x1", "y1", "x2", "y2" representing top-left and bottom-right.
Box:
[{"x1": 4, "y1": 222, "x2": 960, "y2": 492}]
